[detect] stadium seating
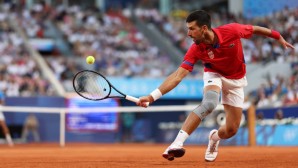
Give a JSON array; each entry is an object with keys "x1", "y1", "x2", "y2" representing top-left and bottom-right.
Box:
[{"x1": 0, "y1": 1, "x2": 297, "y2": 108}]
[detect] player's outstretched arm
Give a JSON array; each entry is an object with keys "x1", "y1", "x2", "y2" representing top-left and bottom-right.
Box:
[
  {"x1": 253, "y1": 25, "x2": 295, "y2": 49},
  {"x1": 137, "y1": 67, "x2": 189, "y2": 107}
]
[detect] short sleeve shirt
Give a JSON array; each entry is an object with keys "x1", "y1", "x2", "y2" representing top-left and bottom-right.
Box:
[{"x1": 180, "y1": 23, "x2": 254, "y2": 79}]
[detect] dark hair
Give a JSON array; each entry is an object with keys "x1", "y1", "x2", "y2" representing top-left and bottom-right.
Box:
[{"x1": 186, "y1": 10, "x2": 211, "y2": 29}]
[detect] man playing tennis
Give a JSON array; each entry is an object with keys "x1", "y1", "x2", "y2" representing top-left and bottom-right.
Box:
[{"x1": 137, "y1": 10, "x2": 294, "y2": 161}]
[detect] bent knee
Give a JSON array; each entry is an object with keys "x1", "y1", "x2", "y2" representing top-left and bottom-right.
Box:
[
  {"x1": 226, "y1": 127, "x2": 238, "y2": 138},
  {"x1": 194, "y1": 90, "x2": 219, "y2": 120}
]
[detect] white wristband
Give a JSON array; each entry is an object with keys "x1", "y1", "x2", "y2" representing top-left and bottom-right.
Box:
[{"x1": 150, "y1": 89, "x2": 162, "y2": 101}]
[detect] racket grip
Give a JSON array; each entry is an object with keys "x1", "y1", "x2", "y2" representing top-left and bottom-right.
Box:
[{"x1": 126, "y1": 95, "x2": 149, "y2": 107}]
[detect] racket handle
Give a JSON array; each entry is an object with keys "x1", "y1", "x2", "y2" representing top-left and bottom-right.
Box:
[{"x1": 126, "y1": 95, "x2": 149, "y2": 107}]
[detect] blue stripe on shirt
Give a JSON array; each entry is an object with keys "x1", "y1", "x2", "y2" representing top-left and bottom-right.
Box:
[{"x1": 183, "y1": 61, "x2": 194, "y2": 67}]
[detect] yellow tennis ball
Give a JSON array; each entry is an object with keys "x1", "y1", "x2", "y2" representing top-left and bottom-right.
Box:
[{"x1": 86, "y1": 56, "x2": 95, "y2": 64}]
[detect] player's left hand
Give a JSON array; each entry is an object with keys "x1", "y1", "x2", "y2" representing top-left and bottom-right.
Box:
[{"x1": 278, "y1": 36, "x2": 295, "y2": 49}]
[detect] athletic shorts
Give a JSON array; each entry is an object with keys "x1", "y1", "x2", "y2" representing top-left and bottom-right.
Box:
[{"x1": 203, "y1": 72, "x2": 248, "y2": 108}]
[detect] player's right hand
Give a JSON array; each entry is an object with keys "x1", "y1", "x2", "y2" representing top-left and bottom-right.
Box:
[{"x1": 137, "y1": 95, "x2": 153, "y2": 108}]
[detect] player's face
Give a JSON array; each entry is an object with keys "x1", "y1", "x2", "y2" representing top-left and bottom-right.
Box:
[{"x1": 187, "y1": 21, "x2": 206, "y2": 45}]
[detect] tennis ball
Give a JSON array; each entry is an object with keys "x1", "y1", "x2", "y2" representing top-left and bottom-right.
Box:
[{"x1": 86, "y1": 56, "x2": 95, "y2": 64}]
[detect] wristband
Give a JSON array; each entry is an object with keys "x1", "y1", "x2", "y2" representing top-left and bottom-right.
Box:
[
  {"x1": 150, "y1": 89, "x2": 162, "y2": 101},
  {"x1": 269, "y1": 30, "x2": 280, "y2": 40}
]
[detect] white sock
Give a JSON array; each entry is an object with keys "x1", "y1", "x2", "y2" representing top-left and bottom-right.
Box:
[
  {"x1": 172, "y1": 130, "x2": 189, "y2": 146},
  {"x1": 211, "y1": 130, "x2": 221, "y2": 141},
  {"x1": 5, "y1": 134, "x2": 14, "y2": 146}
]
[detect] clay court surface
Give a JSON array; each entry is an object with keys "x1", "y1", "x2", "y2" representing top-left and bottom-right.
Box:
[{"x1": 0, "y1": 143, "x2": 297, "y2": 168}]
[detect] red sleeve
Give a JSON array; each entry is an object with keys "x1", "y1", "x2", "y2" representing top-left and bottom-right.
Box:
[
  {"x1": 180, "y1": 44, "x2": 198, "y2": 72},
  {"x1": 229, "y1": 23, "x2": 253, "y2": 39}
]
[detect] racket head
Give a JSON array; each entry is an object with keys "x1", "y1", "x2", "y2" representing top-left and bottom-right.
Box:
[{"x1": 73, "y1": 70, "x2": 112, "y2": 101}]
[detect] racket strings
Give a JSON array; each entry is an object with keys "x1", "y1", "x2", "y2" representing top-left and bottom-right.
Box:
[
  {"x1": 86, "y1": 73, "x2": 102, "y2": 98},
  {"x1": 75, "y1": 72, "x2": 110, "y2": 100}
]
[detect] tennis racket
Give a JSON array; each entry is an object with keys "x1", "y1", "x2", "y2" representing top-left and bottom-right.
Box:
[{"x1": 73, "y1": 70, "x2": 149, "y2": 106}]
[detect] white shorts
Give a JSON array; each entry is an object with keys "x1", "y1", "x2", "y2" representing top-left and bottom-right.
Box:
[
  {"x1": 0, "y1": 112, "x2": 5, "y2": 121},
  {"x1": 203, "y1": 72, "x2": 248, "y2": 108}
]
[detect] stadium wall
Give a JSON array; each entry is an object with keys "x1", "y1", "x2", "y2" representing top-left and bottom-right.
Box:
[
  {"x1": 2, "y1": 97, "x2": 189, "y2": 143},
  {"x1": 2, "y1": 97, "x2": 298, "y2": 146},
  {"x1": 243, "y1": 0, "x2": 298, "y2": 18}
]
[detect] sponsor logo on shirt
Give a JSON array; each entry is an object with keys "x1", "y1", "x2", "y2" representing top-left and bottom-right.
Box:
[{"x1": 208, "y1": 51, "x2": 214, "y2": 59}]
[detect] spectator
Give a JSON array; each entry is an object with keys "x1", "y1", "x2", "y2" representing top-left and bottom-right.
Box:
[
  {"x1": 256, "y1": 112, "x2": 264, "y2": 121},
  {"x1": 274, "y1": 109, "x2": 284, "y2": 120},
  {"x1": 21, "y1": 113, "x2": 40, "y2": 142}
]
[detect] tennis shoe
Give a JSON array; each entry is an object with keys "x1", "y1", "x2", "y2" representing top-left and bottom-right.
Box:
[
  {"x1": 162, "y1": 144, "x2": 185, "y2": 161},
  {"x1": 205, "y1": 129, "x2": 220, "y2": 162}
]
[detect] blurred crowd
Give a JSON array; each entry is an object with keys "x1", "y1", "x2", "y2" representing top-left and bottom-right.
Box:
[
  {"x1": 53, "y1": 6, "x2": 174, "y2": 76},
  {"x1": 136, "y1": 6, "x2": 298, "y2": 64},
  {"x1": 0, "y1": 9, "x2": 52, "y2": 97},
  {"x1": 251, "y1": 62, "x2": 298, "y2": 108},
  {"x1": 0, "y1": 1, "x2": 297, "y2": 108}
]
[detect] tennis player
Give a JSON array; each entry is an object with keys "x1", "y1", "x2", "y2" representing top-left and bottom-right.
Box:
[
  {"x1": 137, "y1": 10, "x2": 294, "y2": 161},
  {"x1": 0, "y1": 91, "x2": 14, "y2": 146}
]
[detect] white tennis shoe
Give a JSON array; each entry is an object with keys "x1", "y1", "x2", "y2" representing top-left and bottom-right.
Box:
[
  {"x1": 162, "y1": 144, "x2": 185, "y2": 161},
  {"x1": 205, "y1": 129, "x2": 220, "y2": 162}
]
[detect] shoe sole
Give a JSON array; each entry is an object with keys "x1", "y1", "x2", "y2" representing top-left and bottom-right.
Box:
[
  {"x1": 162, "y1": 153, "x2": 174, "y2": 161},
  {"x1": 162, "y1": 148, "x2": 185, "y2": 161},
  {"x1": 168, "y1": 148, "x2": 185, "y2": 158},
  {"x1": 205, "y1": 159, "x2": 216, "y2": 162}
]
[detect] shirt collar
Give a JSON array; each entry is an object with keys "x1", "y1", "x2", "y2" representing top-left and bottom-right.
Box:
[{"x1": 212, "y1": 28, "x2": 223, "y2": 45}]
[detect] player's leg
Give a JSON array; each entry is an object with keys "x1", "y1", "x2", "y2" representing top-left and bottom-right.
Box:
[
  {"x1": 218, "y1": 104, "x2": 243, "y2": 139},
  {"x1": 0, "y1": 120, "x2": 14, "y2": 146},
  {"x1": 162, "y1": 112, "x2": 201, "y2": 160},
  {"x1": 219, "y1": 78, "x2": 247, "y2": 138},
  {"x1": 205, "y1": 104, "x2": 242, "y2": 161},
  {"x1": 163, "y1": 88, "x2": 220, "y2": 161},
  {"x1": 163, "y1": 74, "x2": 221, "y2": 161},
  {"x1": 205, "y1": 76, "x2": 247, "y2": 162},
  {"x1": 183, "y1": 84, "x2": 220, "y2": 135}
]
